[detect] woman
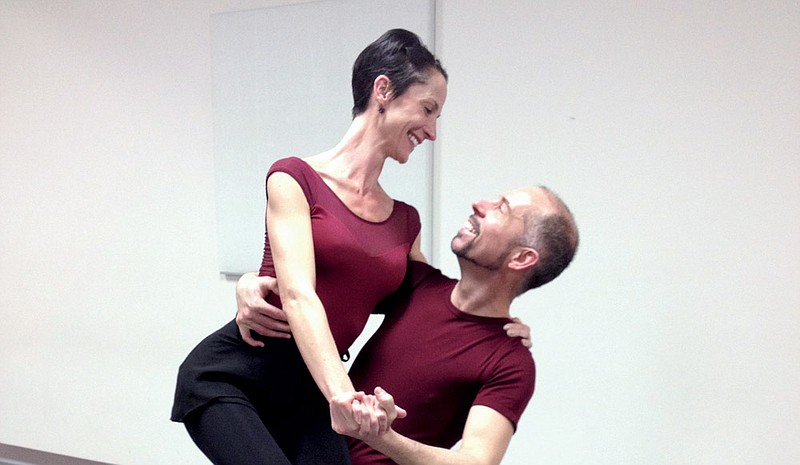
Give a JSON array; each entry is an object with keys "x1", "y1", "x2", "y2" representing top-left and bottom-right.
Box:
[{"x1": 171, "y1": 29, "x2": 448, "y2": 465}]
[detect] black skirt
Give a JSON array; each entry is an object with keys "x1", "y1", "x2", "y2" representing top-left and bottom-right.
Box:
[{"x1": 171, "y1": 319, "x2": 325, "y2": 424}]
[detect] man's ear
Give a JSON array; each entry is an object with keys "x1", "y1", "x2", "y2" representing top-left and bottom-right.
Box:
[{"x1": 508, "y1": 247, "x2": 539, "y2": 272}]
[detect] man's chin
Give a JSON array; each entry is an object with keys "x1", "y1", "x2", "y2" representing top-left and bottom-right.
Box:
[{"x1": 450, "y1": 242, "x2": 470, "y2": 259}]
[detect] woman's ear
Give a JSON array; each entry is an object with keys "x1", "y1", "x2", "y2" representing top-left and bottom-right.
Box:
[{"x1": 373, "y1": 75, "x2": 393, "y2": 103}]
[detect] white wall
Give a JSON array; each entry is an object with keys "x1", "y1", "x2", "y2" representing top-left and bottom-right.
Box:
[
  {"x1": 435, "y1": 2, "x2": 800, "y2": 465},
  {"x1": 0, "y1": 1, "x2": 798, "y2": 464}
]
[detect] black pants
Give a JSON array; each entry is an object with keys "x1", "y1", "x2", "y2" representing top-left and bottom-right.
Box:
[{"x1": 184, "y1": 400, "x2": 352, "y2": 465}]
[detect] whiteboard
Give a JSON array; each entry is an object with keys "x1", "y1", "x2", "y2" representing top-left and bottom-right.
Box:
[{"x1": 211, "y1": 0, "x2": 436, "y2": 275}]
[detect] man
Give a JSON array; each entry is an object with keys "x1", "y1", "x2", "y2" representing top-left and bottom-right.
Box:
[{"x1": 237, "y1": 186, "x2": 579, "y2": 465}]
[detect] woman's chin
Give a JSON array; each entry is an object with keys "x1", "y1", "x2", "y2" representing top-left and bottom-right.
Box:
[{"x1": 390, "y1": 152, "x2": 411, "y2": 165}]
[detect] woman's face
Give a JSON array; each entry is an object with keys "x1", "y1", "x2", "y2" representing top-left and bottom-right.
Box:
[{"x1": 382, "y1": 71, "x2": 448, "y2": 164}]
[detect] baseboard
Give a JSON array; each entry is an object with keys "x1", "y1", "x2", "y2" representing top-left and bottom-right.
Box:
[{"x1": 0, "y1": 444, "x2": 114, "y2": 465}]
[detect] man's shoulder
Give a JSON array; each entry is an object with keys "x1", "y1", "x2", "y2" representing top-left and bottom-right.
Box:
[
  {"x1": 407, "y1": 261, "x2": 456, "y2": 288},
  {"x1": 491, "y1": 336, "x2": 536, "y2": 377}
]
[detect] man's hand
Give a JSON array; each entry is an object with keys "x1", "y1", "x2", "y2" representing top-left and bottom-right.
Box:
[
  {"x1": 330, "y1": 387, "x2": 406, "y2": 439},
  {"x1": 503, "y1": 317, "x2": 532, "y2": 348},
  {"x1": 235, "y1": 272, "x2": 291, "y2": 347},
  {"x1": 374, "y1": 386, "x2": 407, "y2": 424}
]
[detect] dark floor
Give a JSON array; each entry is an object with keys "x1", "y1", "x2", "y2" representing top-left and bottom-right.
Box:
[{"x1": 0, "y1": 444, "x2": 113, "y2": 465}]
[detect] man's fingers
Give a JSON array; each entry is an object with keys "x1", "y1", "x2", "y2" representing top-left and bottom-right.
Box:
[
  {"x1": 261, "y1": 329, "x2": 292, "y2": 339},
  {"x1": 374, "y1": 386, "x2": 405, "y2": 424},
  {"x1": 376, "y1": 403, "x2": 389, "y2": 433},
  {"x1": 239, "y1": 326, "x2": 265, "y2": 348},
  {"x1": 263, "y1": 305, "x2": 290, "y2": 323},
  {"x1": 375, "y1": 386, "x2": 395, "y2": 408},
  {"x1": 358, "y1": 395, "x2": 385, "y2": 436},
  {"x1": 249, "y1": 321, "x2": 292, "y2": 339},
  {"x1": 238, "y1": 314, "x2": 291, "y2": 341},
  {"x1": 503, "y1": 317, "x2": 533, "y2": 348}
]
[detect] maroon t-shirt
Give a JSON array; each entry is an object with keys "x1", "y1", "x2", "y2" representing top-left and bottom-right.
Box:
[
  {"x1": 259, "y1": 157, "x2": 421, "y2": 353},
  {"x1": 348, "y1": 262, "x2": 536, "y2": 464}
]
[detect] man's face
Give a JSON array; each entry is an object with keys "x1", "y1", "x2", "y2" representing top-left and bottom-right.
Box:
[{"x1": 451, "y1": 187, "x2": 548, "y2": 270}]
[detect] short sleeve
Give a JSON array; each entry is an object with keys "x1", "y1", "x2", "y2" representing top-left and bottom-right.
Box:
[
  {"x1": 266, "y1": 157, "x2": 316, "y2": 206},
  {"x1": 402, "y1": 201, "x2": 421, "y2": 244},
  {"x1": 473, "y1": 349, "x2": 536, "y2": 430}
]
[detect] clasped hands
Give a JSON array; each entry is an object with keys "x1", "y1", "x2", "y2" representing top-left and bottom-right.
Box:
[
  {"x1": 330, "y1": 386, "x2": 406, "y2": 440},
  {"x1": 234, "y1": 273, "x2": 409, "y2": 440}
]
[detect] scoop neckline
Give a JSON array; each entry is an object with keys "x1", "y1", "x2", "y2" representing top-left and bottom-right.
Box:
[{"x1": 292, "y1": 157, "x2": 398, "y2": 225}]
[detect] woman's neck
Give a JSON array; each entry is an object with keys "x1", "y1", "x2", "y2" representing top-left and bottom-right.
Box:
[{"x1": 308, "y1": 117, "x2": 388, "y2": 193}]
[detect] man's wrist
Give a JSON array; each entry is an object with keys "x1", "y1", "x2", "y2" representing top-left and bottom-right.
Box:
[{"x1": 362, "y1": 427, "x2": 401, "y2": 451}]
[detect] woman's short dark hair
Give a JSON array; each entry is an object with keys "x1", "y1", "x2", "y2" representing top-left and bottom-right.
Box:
[{"x1": 351, "y1": 29, "x2": 448, "y2": 117}]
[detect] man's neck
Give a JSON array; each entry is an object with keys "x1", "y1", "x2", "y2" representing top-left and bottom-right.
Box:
[{"x1": 450, "y1": 267, "x2": 516, "y2": 318}]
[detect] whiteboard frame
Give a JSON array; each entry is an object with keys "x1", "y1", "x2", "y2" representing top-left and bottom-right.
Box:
[{"x1": 211, "y1": 0, "x2": 436, "y2": 275}]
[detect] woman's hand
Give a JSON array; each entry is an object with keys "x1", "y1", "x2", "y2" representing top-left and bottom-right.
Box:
[
  {"x1": 330, "y1": 391, "x2": 367, "y2": 436},
  {"x1": 503, "y1": 317, "x2": 532, "y2": 348},
  {"x1": 330, "y1": 387, "x2": 406, "y2": 439},
  {"x1": 235, "y1": 272, "x2": 292, "y2": 347}
]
